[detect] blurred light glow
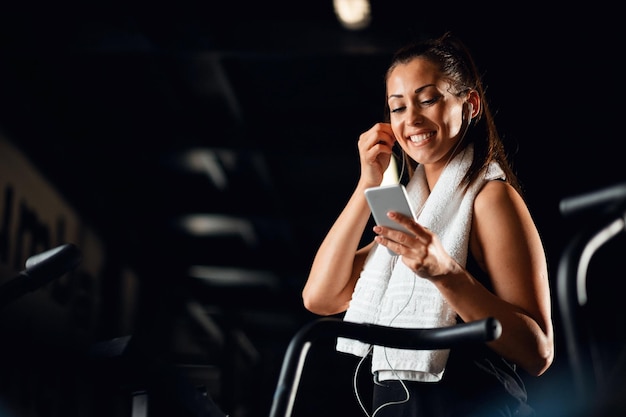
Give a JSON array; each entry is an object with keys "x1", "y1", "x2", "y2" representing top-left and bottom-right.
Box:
[
  {"x1": 189, "y1": 265, "x2": 279, "y2": 288},
  {"x1": 179, "y1": 148, "x2": 237, "y2": 190},
  {"x1": 177, "y1": 214, "x2": 257, "y2": 246},
  {"x1": 333, "y1": 0, "x2": 371, "y2": 30}
]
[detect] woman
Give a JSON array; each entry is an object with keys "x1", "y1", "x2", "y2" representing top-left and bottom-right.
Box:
[{"x1": 302, "y1": 32, "x2": 554, "y2": 416}]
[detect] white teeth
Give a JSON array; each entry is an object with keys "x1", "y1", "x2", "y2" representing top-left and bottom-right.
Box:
[{"x1": 409, "y1": 132, "x2": 434, "y2": 143}]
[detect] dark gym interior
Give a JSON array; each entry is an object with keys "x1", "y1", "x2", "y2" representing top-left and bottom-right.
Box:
[{"x1": 1, "y1": 1, "x2": 625, "y2": 416}]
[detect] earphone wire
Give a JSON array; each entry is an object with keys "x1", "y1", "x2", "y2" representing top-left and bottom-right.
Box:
[
  {"x1": 392, "y1": 144, "x2": 407, "y2": 185},
  {"x1": 353, "y1": 256, "x2": 415, "y2": 417},
  {"x1": 353, "y1": 123, "x2": 470, "y2": 416}
]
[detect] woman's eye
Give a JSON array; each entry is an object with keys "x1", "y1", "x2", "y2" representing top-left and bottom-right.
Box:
[
  {"x1": 421, "y1": 96, "x2": 440, "y2": 106},
  {"x1": 390, "y1": 106, "x2": 406, "y2": 113}
]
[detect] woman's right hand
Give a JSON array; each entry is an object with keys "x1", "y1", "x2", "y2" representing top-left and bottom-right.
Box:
[{"x1": 357, "y1": 122, "x2": 396, "y2": 187}]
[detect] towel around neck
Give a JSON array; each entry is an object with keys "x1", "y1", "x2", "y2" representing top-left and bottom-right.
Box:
[{"x1": 336, "y1": 144, "x2": 505, "y2": 382}]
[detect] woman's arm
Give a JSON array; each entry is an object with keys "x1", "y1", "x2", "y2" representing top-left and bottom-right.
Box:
[
  {"x1": 438, "y1": 180, "x2": 554, "y2": 376},
  {"x1": 374, "y1": 180, "x2": 554, "y2": 376}
]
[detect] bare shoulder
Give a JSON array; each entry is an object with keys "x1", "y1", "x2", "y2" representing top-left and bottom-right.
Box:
[
  {"x1": 473, "y1": 180, "x2": 534, "y2": 239},
  {"x1": 471, "y1": 180, "x2": 538, "y2": 270},
  {"x1": 474, "y1": 179, "x2": 525, "y2": 213}
]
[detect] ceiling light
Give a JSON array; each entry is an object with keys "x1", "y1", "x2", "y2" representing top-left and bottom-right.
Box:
[{"x1": 333, "y1": 0, "x2": 372, "y2": 30}]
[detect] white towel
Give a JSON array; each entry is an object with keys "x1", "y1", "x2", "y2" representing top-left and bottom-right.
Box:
[{"x1": 336, "y1": 144, "x2": 505, "y2": 382}]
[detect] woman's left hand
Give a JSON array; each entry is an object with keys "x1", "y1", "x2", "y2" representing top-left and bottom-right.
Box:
[{"x1": 373, "y1": 211, "x2": 461, "y2": 278}]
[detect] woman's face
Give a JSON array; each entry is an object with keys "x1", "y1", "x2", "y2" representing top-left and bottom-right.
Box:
[{"x1": 386, "y1": 57, "x2": 468, "y2": 168}]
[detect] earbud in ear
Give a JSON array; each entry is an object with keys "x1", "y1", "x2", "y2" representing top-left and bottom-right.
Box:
[{"x1": 463, "y1": 102, "x2": 473, "y2": 123}]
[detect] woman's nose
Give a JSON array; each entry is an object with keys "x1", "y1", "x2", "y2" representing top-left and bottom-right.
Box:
[{"x1": 407, "y1": 106, "x2": 423, "y2": 125}]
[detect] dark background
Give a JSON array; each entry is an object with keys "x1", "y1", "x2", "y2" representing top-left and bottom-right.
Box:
[{"x1": 1, "y1": 1, "x2": 625, "y2": 416}]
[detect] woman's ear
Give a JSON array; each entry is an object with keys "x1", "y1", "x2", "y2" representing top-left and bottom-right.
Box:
[{"x1": 466, "y1": 90, "x2": 480, "y2": 120}]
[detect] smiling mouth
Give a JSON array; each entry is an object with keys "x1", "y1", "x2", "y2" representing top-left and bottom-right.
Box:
[{"x1": 409, "y1": 131, "x2": 435, "y2": 143}]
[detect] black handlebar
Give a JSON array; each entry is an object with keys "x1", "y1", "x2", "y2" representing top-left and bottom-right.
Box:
[
  {"x1": 560, "y1": 181, "x2": 626, "y2": 218},
  {"x1": 0, "y1": 243, "x2": 82, "y2": 310},
  {"x1": 269, "y1": 317, "x2": 501, "y2": 417}
]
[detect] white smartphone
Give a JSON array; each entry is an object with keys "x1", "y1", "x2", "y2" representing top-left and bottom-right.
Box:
[{"x1": 364, "y1": 184, "x2": 417, "y2": 236}]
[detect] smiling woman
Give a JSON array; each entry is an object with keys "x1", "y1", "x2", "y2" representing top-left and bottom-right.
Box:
[
  {"x1": 302, "y1": 32, "x2": 554, "y2": 416},
  {"x1": 0, "y1": 2, "x2": 615, "y2": 415}
]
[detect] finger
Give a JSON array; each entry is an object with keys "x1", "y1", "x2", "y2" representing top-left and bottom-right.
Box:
[
  {"x1": 387, "y1": 212, "x2": 432, "y2": 242},
  {"x1": 387, "y1": 211, "x2": 418, "y2": 230},
  {"x1": 368, "y1": 123, "x2": 396, "y2": 147},
  {"x1": 374, "y1": 234, "x2": 406, "y2": 255},
  {"x1": 376, "y1": 131, "x2": 396, "y2": 148}
]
